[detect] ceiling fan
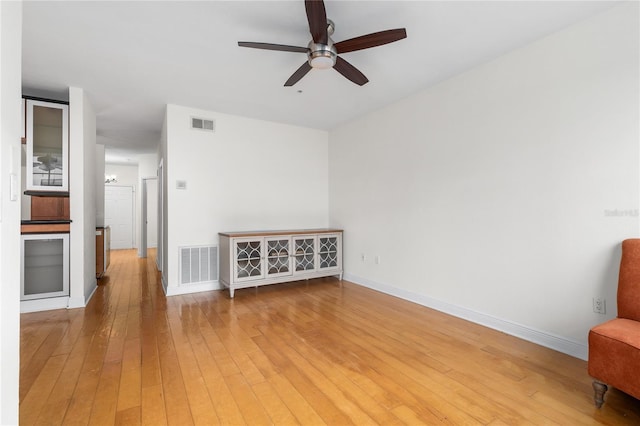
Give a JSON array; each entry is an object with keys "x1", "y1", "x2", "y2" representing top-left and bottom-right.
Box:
[{"x1": 238, "y1": 0, "x2": 407, "y2": 87}]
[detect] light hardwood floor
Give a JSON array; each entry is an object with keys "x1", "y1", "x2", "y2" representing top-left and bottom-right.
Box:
[{"x1": 20, "y1": 249, "x2": 640, "y2": 425}]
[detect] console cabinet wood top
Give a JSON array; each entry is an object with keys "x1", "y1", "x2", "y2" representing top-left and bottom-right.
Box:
[{"x1": 219, "y1": 228, "x2": 343, "y2": 238}]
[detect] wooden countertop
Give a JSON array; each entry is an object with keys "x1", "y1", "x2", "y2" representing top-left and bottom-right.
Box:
[
  {"x1": 22, "y1": 220, "x2": 71, "y2": 225},
  {"x1": 23, "y1": 190, "x2": 70, "y2": 197},
  {"x1": 219, "y1": 228, "x2": 343, "y2": 238}
]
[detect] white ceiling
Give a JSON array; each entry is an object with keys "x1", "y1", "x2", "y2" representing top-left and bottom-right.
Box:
[{"x1": 22, "y1": 1, "x2": 618, "y2": 164}]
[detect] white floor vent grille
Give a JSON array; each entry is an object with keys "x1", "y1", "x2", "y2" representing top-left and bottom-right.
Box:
[{"x1": 180, "y1": 245, "x2": 218, "y2": 285}]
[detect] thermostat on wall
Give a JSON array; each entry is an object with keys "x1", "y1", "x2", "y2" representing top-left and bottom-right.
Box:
[{"x1": 176, "y1": 180, "x2": 187, "y2": 190}]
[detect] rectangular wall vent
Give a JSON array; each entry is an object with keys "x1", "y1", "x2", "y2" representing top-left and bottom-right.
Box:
[
  {"x1": 180, "y1": 245, "x2": 218, "y2": 285},
  {"x1": 191, "y1": 117, "x2": 215, "y2": 132}
]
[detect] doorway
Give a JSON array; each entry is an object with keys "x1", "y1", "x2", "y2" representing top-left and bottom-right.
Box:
[{"x1": 139, "y1": 177, "x2": 157, "y2": 258}]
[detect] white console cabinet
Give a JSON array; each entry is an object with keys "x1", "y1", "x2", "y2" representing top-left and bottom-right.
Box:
[{"x1": 219, "y1": 229, "x2": 343, "y2": 298}]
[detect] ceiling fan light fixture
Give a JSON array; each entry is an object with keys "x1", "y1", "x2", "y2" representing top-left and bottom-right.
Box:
[
  {"x1": 307, "y1": 41, "x2": 337, "y2": 69},
  {"x1": 310, "y1": 55, "x2": 334, "y2": 69}
]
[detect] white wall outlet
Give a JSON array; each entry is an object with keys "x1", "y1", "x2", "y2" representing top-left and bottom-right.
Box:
[
  {"x1": 361, "y1": 253, "x2": 366, "y2": 262},
  {"x1": 593, "y1": 297, "x2": 606, "y2": 314},
  {"x1": 375, "y1": 255, "x2": 380, "y2": 265}
]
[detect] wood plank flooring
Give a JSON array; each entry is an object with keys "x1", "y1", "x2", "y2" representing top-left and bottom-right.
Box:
[{"x1": 20, "y1": 249, "x2": 640, "y2": 425}]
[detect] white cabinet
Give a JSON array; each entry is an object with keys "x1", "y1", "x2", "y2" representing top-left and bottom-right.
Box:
[
  {"x1": 25, "y1": 99, "x2": 69, "y2": 192},
  {"x1": 219, "y1": 229, "x2": 343, "y2": 298}
]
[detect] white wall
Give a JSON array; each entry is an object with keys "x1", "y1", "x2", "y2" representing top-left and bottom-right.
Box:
[
  {"x1": 0, "y1": 2, "x2": 22, "y2": 422},
  {"x1": 164, "y1": 104, "x2": 329, "y2": 294},
  {"x1": 329, "y1": 3, "x2": 639, "y2": 360},
  {"x1": 69, "y1": 87, "x2": 97, "y2": 307},
  {"x1": 159, "y1": 113, "x2": 167, "y2": 282},
  {"x1": 138, "y1": 154, "x2": 157, "y2": 181},
  {"x1": 143, "y1": 178, "x2": 158, "y2": 248},
  {"x1": 105, "y1": 163, "x2": 138, "y2": 186},
  {"x1": 95, "y1": 144, "x2": 105, "y2": 227}
]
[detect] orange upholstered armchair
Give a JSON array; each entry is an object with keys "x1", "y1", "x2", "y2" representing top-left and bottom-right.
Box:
[{"x1": 588, "y1": 239, "x2": 640, "y2": 408}]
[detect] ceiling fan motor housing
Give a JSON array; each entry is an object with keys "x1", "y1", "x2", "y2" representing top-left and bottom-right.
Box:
[{"x1": 307, "y1": 40, "x2": 337, "y2": 69}]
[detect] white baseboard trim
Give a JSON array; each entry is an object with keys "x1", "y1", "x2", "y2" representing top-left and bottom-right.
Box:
[
  {"x1": 165, "y1": 280, "x2": 222, "y2": 297},
  {"x1": 20, "y1": 297, "x2": 70, "y2": 313},
  {"x1": 67, "y1": 296, "x2": 86, "y2": 309},
  {"x1": 343, "y1": 273, "x2": 588, "y2": 361},
  {"x1": 161, "y1": 274, "x2": 168, "y2": 296},
  {"x1": 83, "y1": 284, "x2": 98, "y2": 307},
  {"x1": 67, "y1": 282, "x2": 98, "y2": 310}
]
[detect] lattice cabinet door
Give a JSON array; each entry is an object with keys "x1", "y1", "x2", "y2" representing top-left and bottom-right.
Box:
[
  {"x1": 265, "y1": 237, "x2": 292, "y2": 278},
  {"x1": 233, "y1": 238, "x2": 264, "y2": 282},
  {"x1": 293, "y1": 236, "x2": 317, "y2": 274},
  {"x1": 318, "y1": 233, "x2": 342, "y2": 272}
]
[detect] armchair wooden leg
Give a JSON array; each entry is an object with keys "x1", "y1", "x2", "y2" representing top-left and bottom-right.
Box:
[{"x1": 593, "y1": 381, "x2": 608, "y2": 408}]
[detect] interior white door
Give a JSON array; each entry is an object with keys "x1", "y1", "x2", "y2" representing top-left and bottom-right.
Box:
[{"x1": 105, "y1": 185, "x2": 134, "y2": 249}]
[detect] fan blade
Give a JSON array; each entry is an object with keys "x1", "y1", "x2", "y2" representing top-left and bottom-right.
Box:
[
  {"x1": 305, "y1": 0, "x2": 328, "y2": 44},
  {"x1": 238, "y1": 42, "x2": 308, "y2": 53},
  {"x1": 335, "y1": 28, "x2": 407, "y2": 54},
  {"x1": 334, "y1": 56, "x2": 368, "y2": 86},
  {"x1": 284, "y1": 62, "x2": 312, "y2": 86}
]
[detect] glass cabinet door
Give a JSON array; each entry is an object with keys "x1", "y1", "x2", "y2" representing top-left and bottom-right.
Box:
[
  {"x1": 234, "y1": 239, "x2": 264, "y2": 282},
  {"x1": 265, "y1": 237, "x2": 292, "y2": 278},
  {"x1": 21, "y1": 233, "x2": 70, "y2": 300},
  {"x1": 293, "y1": 236, "x2": 316, "y2": 274},
  {"x1": 318, "y1": 234, "x2": 341, "y2": 271},
  {"x1": 26, "y1": 100, "x2": 69, "y2": 192}
]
